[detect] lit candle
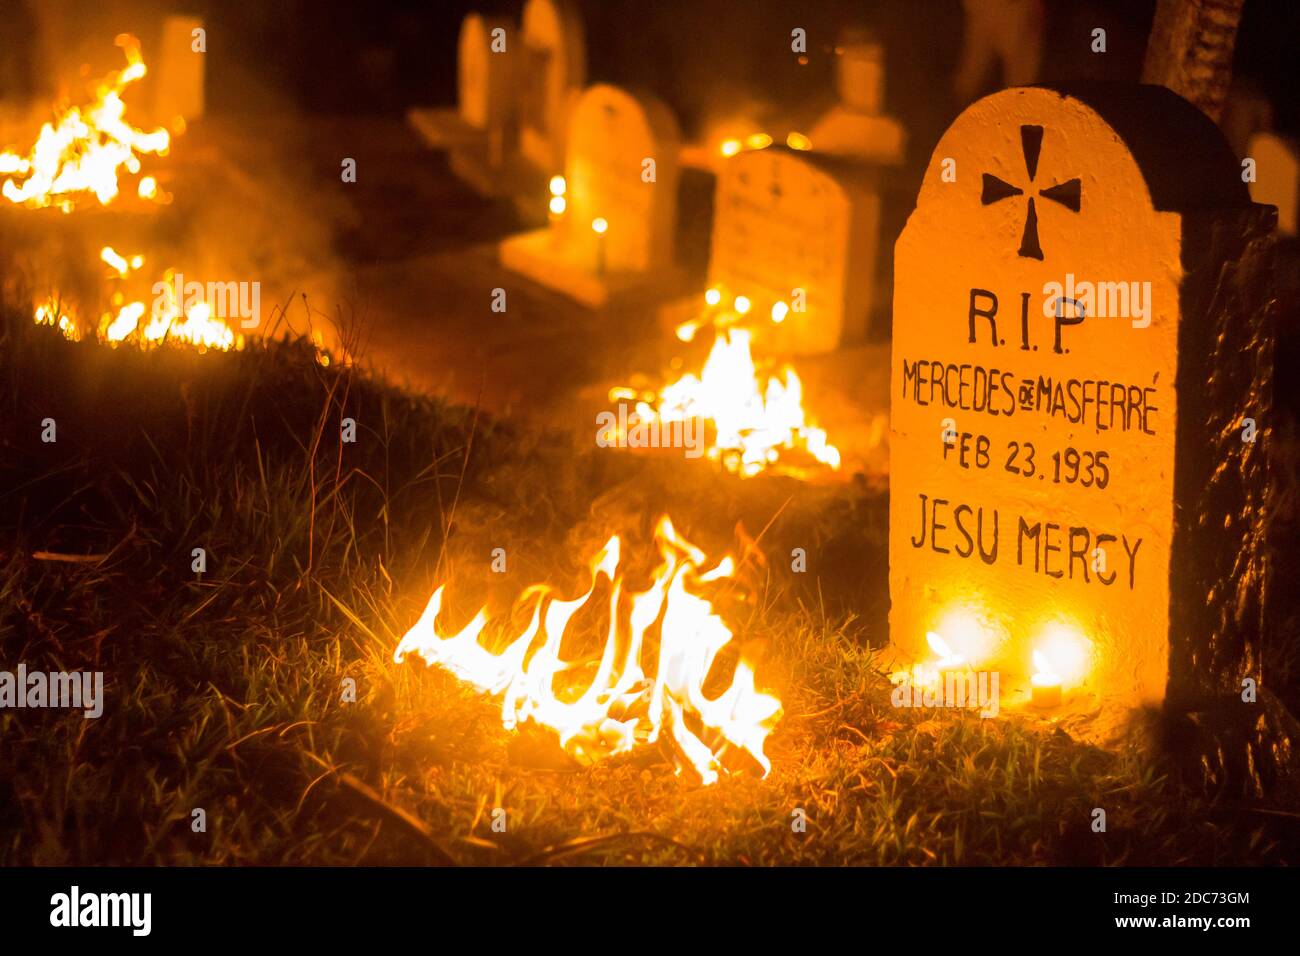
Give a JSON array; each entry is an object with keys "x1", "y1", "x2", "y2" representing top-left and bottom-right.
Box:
[
  {"x1": 921, "y1": 630, "x2": 966, "y2": 688},
  {"x1": 548, "y1": 175, "x2": 567, "y2": 247},
  {"x1": 1030, "y1": 649, "x2": 1062, "y2": 708},
  {"x1": 591, "y1": 217, "x2": 608, "y2": 275}
]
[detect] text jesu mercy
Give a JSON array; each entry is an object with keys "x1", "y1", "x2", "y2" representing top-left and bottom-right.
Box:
[
  {"x1": 596, "y1": 406, "x2": 704, "y2": 459},
  {"x1": 153, "y1": 272, "x2": 261, "y2": 328}
]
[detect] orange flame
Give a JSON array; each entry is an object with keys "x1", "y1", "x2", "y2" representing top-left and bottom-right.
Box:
[
  {"x1": 100, "y1": 269, "x2": 240, "y2": 352},
  {"x1": 1, "y1": 35, "x2": 169, "y2": 212},
  {"x1": 617, "y1": 318, "x2": 840, "y2": 479},
  {"x1": 10, "y1": 39, "x2": 242, "y2": 353},
  {"x1": 394, "y1": 516, "x2": 783, "y2": 785}
]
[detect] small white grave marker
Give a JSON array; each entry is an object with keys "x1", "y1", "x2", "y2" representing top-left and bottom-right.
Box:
[
  {"x1": 1247, "y1": 131, "x2": 1299, "y2": 237},
  {"x1": 808, "y1": 30, "x2": 905, "y2": 164},
  {"x1": 408, "y1": 12, "x2": 516, "y2": 168},
  {"x1": 517, "y1": 0, "x2": 586, "y2": 174},
  {"x1": 709, "y1": 147, "x2": 880, "y2": 353},
  {"x1": 500, "y1": 83, "x2": 683, "y2": 308}
]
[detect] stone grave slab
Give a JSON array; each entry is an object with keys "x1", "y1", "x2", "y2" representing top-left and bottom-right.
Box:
[
  {"x1": 499, "y1": 83, "x2": 683, "y2": 309},
  {"x1": 517, "y1": 0, "x2": 586, "y2": 175},
  {"x1": 1247, "y1": 131, "x2": 1299, "y2": 238},
  {"x1": 809, "y1": 31, "x2": 905, "y2": 164},
  {"x1": 708, "y1": 146, "x2": 881, "y2": 354},
  {"x1": 889, "y1": 85, "x2": 1274, "y2": 724},
  {"x1": 408, "y1": 12, "x2": 516, "y2": 173}
]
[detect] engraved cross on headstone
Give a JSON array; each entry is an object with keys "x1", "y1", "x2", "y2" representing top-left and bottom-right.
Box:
[{"x1": 980, "y1": 125, "x2": 1082, "y2": 260}]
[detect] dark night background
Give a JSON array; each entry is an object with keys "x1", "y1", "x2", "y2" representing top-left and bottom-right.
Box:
[
  {"x1": 3, "y1": 1, "x2": 1297, "y2": 162},
  {"x1": 189, "y1": 0, "x2": 1300, "y2": 160}
]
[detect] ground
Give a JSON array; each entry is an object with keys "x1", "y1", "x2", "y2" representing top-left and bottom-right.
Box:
[{"x1": 1, "y1": 301, "x2": 1296, "y2": 865}]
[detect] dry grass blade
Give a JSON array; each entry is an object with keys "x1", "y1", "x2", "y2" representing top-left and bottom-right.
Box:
[
  {"x1": 518, "y1": 831, "x2": 704, "y2": 866},
  {"x1": 295, "y1": 749, "x2": 456, "y2": 864}
]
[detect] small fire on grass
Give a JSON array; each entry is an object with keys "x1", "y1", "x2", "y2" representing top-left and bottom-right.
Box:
[
  {"x1": 610, "y1": 288, "x2": 841, "y2": 479},
  {"x1": 0, "y1": 35, "x2": 170, "y2": 212},
  {"x1": 4, "y1": 35, "x2": 240, "y2": 352},
  {"x1": 394, "y1": 516, "x2": 783, "y2": 785}
]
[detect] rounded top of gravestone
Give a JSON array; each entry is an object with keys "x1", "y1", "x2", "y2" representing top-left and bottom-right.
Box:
[
  {"x1": 523, "y1": 0, "x2": 585, "y2": 47},
  {"x1": 918, "y1": 85, "x2": 1249, "y2": 218},
  {"x1": 569, "y1": 83, "x2": 682, "y2": 154}
]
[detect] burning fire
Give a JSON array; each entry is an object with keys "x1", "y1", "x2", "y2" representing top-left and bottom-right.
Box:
[
  {"x1": 394, "y1": 516, "x2": 783, "y2": 785},
  {"x1": 100, "y1": 264, "x2": 240, "y2": 351},
  {"x1": 6, "y1": 37, "x2": 241, "y2": 352},
  {"x1": 610, "y1": 289, "x2": 840, "y2": 479},
  {"x1": 1, "y1": 35, "x2": 169, "y2": 213}
]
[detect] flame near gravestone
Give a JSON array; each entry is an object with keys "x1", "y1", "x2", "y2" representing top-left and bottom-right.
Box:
[{"x1": 889, "y1": 86, "x2": 1274, "y2": 726}]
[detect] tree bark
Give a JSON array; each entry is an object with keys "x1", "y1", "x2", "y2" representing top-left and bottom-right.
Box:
[{"x1": 1141, "y1": 0, "x2": 1245, "y2": 123}]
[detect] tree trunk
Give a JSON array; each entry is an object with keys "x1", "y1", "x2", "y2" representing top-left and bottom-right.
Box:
[{"x1": 1141, "y1": 0, "x2": 1244, "y2": 123}]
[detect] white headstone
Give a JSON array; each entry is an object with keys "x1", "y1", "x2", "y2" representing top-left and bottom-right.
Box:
[
  {"x1": 709, "y1": 147, "x2": 878, "y2": 354},
  {"x1": 808, "y1": 33, "x2": 905, "y2": 164},
  {"x1": 500, "y1": 83, "x2": 682, "y2": 308},
  {"x1": 563, "y1": 84, "x2": 679, "y2": 273},
  {"x1": 890, "y1": 85, "x2": 1273, "y2": 720},
  {"x1": 458, "y1": 14, "x2": 513, "y2": 133},
  {"x1": 1247, "y1": 132, "x2": 1299, "y2": 237},
  {"x1": 518, "y1": 0, "x2": 586, "y2": 173}
]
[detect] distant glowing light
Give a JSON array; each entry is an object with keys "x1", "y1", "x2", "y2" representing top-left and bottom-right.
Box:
[
  {"x1": 549, "y1": 175, "x2": 566, "y2": 196},
  {"x1": 549, "y1": 195, "x2": 566, "y2": 215},
  {"x1": 104, "y1": 301, "x2": 146, "y2": 341},
  {"x1": 932, "y1": 608, "x2": 995, "y2": 666},
  {"x1": 733, "y1": 295, "x2": 751, "y2": 315},
  {"x1": 100, "y1": 246, "x2": 130, "y2": 275},
  {"x1": 719, "y1": 138, "x2": 742, "y2": 158},
  {"x1": 744, "y1": 133, "x2": 773, "y2": 150},
  {"x1": 1031, "y1": 650, "x2": 1062, "y2": 707},
  {"x1": 137, "y1": 175, "x2": 158, "y2": 200},
  {"x1": 1033, "y1": 624, "x2": 1091, "y2": 686},
  {"x1": 591, "y1": 217, "x2": 608, "y2": 234},
  {"x1": 786, "y1": 131, "x2": 812, "y2": 151},
  {"x1": 770, "y1": 301, "x2": 789, "y2": 324},
  {"x1": 925, "y1": 631, "x2": 966, "y2": 670},
  {"x1": 705, "y1": 287, "x2": 722, "y2": 306}
]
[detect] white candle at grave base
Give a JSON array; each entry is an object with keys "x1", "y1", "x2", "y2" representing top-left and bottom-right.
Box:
[
  {"x1": 1030, "y1": 650, "x2": 1063, "y2": 708},
  {"x1": 591, "y1": 217, "x2": 608, "y2": 275},
  {"x1": 922, "y1": 630, "x2": 967, "y2": 688},
  {"x1": 547, "y1": 176, "x2": 567, "y2": 245}
]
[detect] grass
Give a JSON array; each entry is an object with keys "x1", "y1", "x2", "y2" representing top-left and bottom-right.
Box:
[{"x1": 1, "y1": 304, "x2": 1296, "y2": 866}]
